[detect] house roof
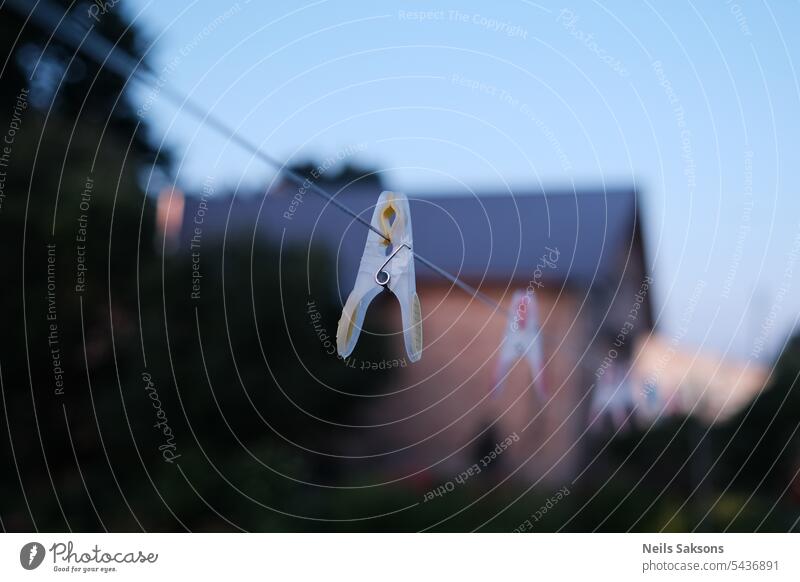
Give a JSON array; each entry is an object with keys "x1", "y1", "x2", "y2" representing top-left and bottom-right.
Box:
[{"x1": 181, "y1": 182, "x2": 641, "y2": 292}]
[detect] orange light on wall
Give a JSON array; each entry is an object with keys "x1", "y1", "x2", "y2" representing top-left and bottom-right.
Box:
[{"x1": 155, "y1": 186, "x2": 185, "y2": 254}]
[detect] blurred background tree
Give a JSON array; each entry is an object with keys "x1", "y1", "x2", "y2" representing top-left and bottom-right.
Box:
[
  {"x1": 285, "y1": 159, "x2": 384, "y2": 190},
  {"x1": 0, "y1": 0, "x2": 165, "y2": 530},
  {"x1": 0, "y1": 1, "x2": 390, "y2": 531}
]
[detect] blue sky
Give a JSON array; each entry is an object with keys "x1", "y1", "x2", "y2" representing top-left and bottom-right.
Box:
[{"x1": 124, "y1": 0, "x2": 800, "y2": 361}]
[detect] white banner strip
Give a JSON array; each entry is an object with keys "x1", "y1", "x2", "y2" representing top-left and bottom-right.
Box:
[{"x1": 2, "y1": 533, "x2": 798, "y2": 580}]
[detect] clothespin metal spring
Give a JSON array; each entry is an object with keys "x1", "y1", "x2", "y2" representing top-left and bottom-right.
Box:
[{"x1": 375, "y1": 243, "x2": 412, "y2": 286}]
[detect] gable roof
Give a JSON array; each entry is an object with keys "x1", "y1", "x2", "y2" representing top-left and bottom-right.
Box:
[{"x1": 181, "y1": 183, "x2": 641, "y2": 291}]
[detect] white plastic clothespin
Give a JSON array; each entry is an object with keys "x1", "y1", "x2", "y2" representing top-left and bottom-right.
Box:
[
  {"x1": 336, "y1": 191, "x2": 423, "y2": 362},
  {"x1": 491, "y1": 290, "x2": 547, "y2": 400}
]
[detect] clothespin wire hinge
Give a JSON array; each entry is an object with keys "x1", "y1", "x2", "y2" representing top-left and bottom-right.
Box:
[{"x1": 375, "y1": 243, "x2": 412, "y2": 286}]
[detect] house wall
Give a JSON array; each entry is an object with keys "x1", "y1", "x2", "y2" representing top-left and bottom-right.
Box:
[{"x1": 366, "y1": 283, "x2": 592, "y2": 485}]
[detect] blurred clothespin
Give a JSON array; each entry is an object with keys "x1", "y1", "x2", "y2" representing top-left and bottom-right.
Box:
[
  {"x1": 633, "y1": 377, "x2": 662, "y2": 425},
  {"x1": 491, "y1": 290, "x2": 547, "y2": 400},
  {"x1": 337, "y1": 191, "x2": 423, "y2": 362},
  {"x1": 589, "y1": 363, "x2": 633, "y2": 433}
]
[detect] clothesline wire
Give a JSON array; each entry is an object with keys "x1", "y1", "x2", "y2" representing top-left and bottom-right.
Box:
[
  {"x1": 10, "y1": 0, "x2": 513, "y2": 318},
  {"x1": 29, "y1": 4, "x2": 665, "y2": 430},
  {"x1": 19, "y1": 3, "x2": 664, "y2": 439}
]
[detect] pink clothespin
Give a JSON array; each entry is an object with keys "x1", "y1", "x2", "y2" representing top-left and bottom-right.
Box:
[{"x1": 491, "y1": 290, "x2": 547, "y2": 401}]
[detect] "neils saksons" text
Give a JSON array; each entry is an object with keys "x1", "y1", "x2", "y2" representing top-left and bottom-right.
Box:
[{"x1": 643, "y1": 543, "x2": 724, "y2": 554}]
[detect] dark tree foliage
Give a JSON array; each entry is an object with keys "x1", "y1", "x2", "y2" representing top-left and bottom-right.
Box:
[
  {"x1": 599, "y1": 335, "x2": 800, "y2": 531},
  {"x1": 0, "y1": 1, "x2": 388, "y2": 531},
  {"x1": 286, "y1": 160, "x2": 384, "y2": 190},
  {"x1": 713, "y1": 335, "x2": 800, "y2": 495}
]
